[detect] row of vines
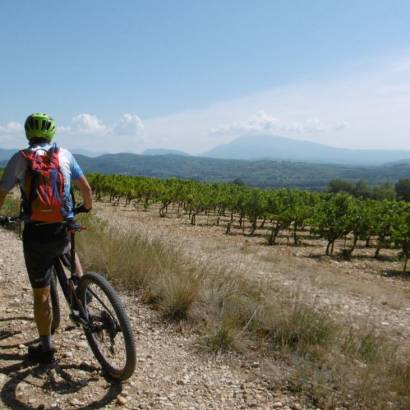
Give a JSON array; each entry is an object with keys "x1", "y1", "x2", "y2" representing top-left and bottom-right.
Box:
[{"x1": 87, "y1": 173, "x2": 410, "y2": 272}]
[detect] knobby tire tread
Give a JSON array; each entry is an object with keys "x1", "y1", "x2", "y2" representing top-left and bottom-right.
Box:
[{"x1": 78, "y1": 272, "x2": 136, "y2": 381}]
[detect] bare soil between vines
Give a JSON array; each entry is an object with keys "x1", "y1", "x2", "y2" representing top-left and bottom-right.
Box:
[{"x1": 97, "y1": 202, "x2": 410, "y2": 347}]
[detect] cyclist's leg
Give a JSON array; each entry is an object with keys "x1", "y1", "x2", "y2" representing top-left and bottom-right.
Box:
[
  {"x1": 75, "y1": 253, "x2": 84, "y2": 276},
  {"x1": 73, "y1": 252, "x2": 94, "y2": 304},
  {"x1": 33, "y1": 287, "x2": 52, "y2": 339},
  {"x1": 23, "y1": 236, "x2": 69, "y2": 361},
  {"x1": 64, "y1": 237, "x2": 83, "y2": 276},
  {"x1": 29, "y1": 286, "x2": 54, "y2": 363}
]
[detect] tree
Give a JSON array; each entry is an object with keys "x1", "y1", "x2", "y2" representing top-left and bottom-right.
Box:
[
  {"x1": 370, "y1": 200, "x2": 400, "y2": 259},
  {"x1": 371, "y1": 183, "x2": 396, "y2": 201},
  {"x1": 231, "y1": 177, "x2": 245, "y2": 186},
  {"x1": 243, "y1": 189, "x2": 267, "y2": 236},
  {"x1": 391, "y1": 204, "x2": 410, "y2": 272},
  {"x1": 328, "y1": 179, "x2": 371, "y2": 199},
  {"x1": 311, "y1": 193, "x2": 355, "y2": 256},
  {"x1": 328, "y1": 179, "x2": 354, "y2": 194},
  {"x1": 265, "y1": 190, "x2": 294, "y2": 246},
  {"x1": 343, "y1": 200, "x2": 373, "y2": 258},
  {"x1": 395, "y1": 179, "x2": 410, "y2": 202},
  {"x1": 352, "y1": 180, "x2": 371, "y2": 199}
]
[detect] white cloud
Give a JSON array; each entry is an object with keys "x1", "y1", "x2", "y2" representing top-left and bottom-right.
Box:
[
  {"x1": 58, "y1": 113, "x2": 145, "y2": 153},
  {"x1": 0, "y1": 114, "x2": 145, "y2": 153},
  {"x1": 210, "y1": 111, "x2": 349, "y2": 137},
  {"x1": 142, "y1": 52, "x2": 410, "y2": 153},
  {"x1": 70, "y1": 113, "x2": 109, "y2": 136},
  {"x1": 0, "y1": 121, "x2": 25, "y2": 148},
  {"x1": 0, "y1": 121, "x2": 24, "y2": 134},
  {"x1": 113, "y1": 114, "x2": 145, "y2": 141},
  {"x1": 2, "y1": 52, "x2": 410, "y2": 153}
]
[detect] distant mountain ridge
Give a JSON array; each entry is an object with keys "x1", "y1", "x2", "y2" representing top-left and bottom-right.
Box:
[
  {"x1": 0, "y1": 147, "x2": 102, "y2": 160},
  {"x1": 71, "y1": 148, "x2": 105, "y2": 157},
  {"x1": 202, "y1": 135, "x2": 410, "y2": 165},
  {"x1": 72, "y1": 152, "x2": 410, "y2": 190},
  {"x1": 2, "y1": 135, "x2": 409, "y2": 166},
  {"x1": 142, "y1": 148, "x2": 190, "y2": 156},
  {"x1": 2, "y1": 142, "x2": 409, "y2": 190},
  {"x1": 0, "y1": 148, "x2": 18, "y2": 162}
]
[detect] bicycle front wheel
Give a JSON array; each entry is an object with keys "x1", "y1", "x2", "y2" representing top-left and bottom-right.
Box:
[{"x1": 77, "y1": 272, "x2": 136, "y2": 380}]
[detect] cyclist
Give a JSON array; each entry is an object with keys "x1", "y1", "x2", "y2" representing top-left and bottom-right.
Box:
[{"x1": 0, "y1": 113, "x2": 93, "y2": 364}]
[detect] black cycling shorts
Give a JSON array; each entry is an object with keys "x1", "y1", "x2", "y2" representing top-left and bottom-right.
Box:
[{"x1": 23, "y1": 236, "x2": 69, "y2": 289}]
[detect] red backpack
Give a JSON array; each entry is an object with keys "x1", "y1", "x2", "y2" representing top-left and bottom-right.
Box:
[{"x1": 20, "y1": 144, "x2": 67, "y2": 223}]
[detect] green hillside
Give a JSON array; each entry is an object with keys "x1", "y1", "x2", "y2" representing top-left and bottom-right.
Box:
[
  {"x1": 74, "y1": 153, "x2": 410, "y2": 190},
  {"x1": 1, "y1": 152, "x2": 408, "y2": 190}
]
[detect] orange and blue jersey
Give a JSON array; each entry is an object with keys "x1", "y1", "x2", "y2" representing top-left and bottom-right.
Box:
[{"x1": 0, "y1": 142, "x2": 84, "y2": 221}]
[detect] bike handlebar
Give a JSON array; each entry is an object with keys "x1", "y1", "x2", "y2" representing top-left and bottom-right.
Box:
[
  {"x1": 0, "y1": 204, "x2": 91, "y2": 227},
  {"x1": 0, "y1": 216, "x2": 19, "y2": 227},
  {"x1": 73, "y1": 204, "x2": 91, "y2": 215}
]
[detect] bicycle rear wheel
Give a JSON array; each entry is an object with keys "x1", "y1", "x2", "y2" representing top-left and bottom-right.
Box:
[
  {"x1": 77, "y1": 272, "x2": 136, "y2": 381},
  {"x1": 50, "y1": 270, "x2": 60, "y2": 335}
]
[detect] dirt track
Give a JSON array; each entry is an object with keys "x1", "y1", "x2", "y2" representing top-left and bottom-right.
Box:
[{"x1": 0, "y1": 227, "x2": 310, "y2": 410}]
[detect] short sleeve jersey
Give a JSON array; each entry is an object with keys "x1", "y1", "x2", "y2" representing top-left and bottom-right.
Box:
[{"x1": 0, "y1": 142, "x2": 84, "y2": 220}]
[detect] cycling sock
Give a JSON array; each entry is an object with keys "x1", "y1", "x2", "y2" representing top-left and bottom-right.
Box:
[{"x1": 40, "y1": 335, "x2": 53, "y2": 352}]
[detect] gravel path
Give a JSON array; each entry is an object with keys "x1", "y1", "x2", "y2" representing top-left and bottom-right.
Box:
[{"x1": 0, "y1": 228, "x2": 309, "y2": 410}]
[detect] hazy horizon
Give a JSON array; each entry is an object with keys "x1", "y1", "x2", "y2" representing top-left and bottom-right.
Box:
[
  {"x1": 1, "y1": 1, "x2": 410, "y2": 154},
  {"x1": 2, "y1": 132, "x2": 410, "y2": 158}
]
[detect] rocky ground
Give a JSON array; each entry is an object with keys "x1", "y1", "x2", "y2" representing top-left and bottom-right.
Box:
[
  {"x1": 97, "y1": 203, "x2": 410, "y2": 349},
  {"x1": 0, "y1": 227, "x2": 311, "y2": 410}
]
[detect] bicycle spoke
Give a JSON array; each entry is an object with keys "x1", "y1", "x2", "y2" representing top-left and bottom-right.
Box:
[
  {"x1": 78, "y1": 272, "x2": 136, "y2": 380},
  {"x1": 85, "y1": 282, "x2": 127, "y2": 371}
]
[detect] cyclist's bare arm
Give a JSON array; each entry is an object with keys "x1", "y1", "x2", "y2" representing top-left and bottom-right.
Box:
[
  {"x1": 0, "y1": 188, "x2": 7, "y2": 210},
  {"x1": 72, "y1": 176, "x2": 92, "y2": 276},
  {"x1": 73, "y1": 176, "x2": 93, "y2": 210}
]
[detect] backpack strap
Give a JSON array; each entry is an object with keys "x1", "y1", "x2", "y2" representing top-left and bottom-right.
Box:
[
  {"x1": 19, "y1": 149, "x2": 35, "y2": 219},
  {"x1": 50, "y1": 143, "x2": 59, "y2": 154},
  {"x1": 19, "y1": 146, "x2": 52, "y2": 221}
]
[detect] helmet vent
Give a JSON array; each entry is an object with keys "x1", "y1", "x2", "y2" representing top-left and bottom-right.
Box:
[{"x1": 24, "y1": 113, "x2": 56, "y2": 141}]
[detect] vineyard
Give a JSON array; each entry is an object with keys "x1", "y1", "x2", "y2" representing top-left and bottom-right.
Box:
[
  {"x1": 0, "y1": 166, "x2": 408, "y2": 271},
  {"x1": 87, "y1": 173, "x2": 410, "y2": 273},
  {"x1": 1, "y1": 172, "x2": 410, "y2": 408}
]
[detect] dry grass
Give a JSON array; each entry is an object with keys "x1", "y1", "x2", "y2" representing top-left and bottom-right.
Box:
[
  {"x1": 341, "y1": 328, "x2": 389, "y2": 364},
  {"x1": 77, "y1": 213, "x2": 410, "y2": 409},
  {"x1": 159, "y1": 268, "x2": 202, "y2": 320},
  {"x1": 77, "y1": 214, "x2": 202, "y2": 320},
  {"x1": 2, "y1": 193, "x2": 20, "y2": 216},
  {"x1": 201, "y1": 326, "x2": 238, "y2": 353},
  {"x1": 265, "y1": 303, "x2": 337, "y2": 353}
]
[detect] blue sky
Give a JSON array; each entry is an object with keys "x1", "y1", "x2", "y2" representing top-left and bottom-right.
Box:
[{"x1": 1, "y1": 1, "x2": 410, "y2": 153}]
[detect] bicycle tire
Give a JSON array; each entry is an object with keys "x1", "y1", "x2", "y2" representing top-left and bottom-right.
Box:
[
  {"x1": 50, "y1": 269, "x2": 60, "y2": 335},
  {"x1": 77, "y1": 272, "x2": 136, "y2": 380}
]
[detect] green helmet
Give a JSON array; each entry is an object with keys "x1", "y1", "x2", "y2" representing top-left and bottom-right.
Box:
[{"x1": 24, "y1": 112, "x2": 56, "y2": 142}]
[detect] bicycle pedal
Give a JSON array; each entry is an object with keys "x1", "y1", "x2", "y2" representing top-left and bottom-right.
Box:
[{"x1": 69, "y1": 311, "x2": 81, "y2": 326}]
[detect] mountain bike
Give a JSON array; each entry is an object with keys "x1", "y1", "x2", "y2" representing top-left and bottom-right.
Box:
[{"x1": 0, "y1": 209, "x2": 136, "y2": 381}]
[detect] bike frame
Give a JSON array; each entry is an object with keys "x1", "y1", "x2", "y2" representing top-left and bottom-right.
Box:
[
  {"x1": 0, "y1": 213, "x2": 118, "y2": 330},
  {"x1": 53, "y1": 228, "x2": 90, "y2": 327},
  {"x1": 1, "y1": 213, "x2": 137, "y2": 380},
  {"x1": 54, "y1": 225, "x2": 119, "y2": 331}
]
